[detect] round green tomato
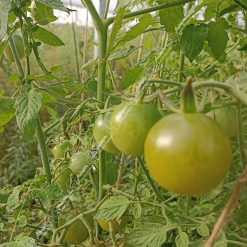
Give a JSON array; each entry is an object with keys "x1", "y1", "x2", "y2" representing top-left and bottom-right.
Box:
[
  {"x1": 31, "y1": 0, "x2": 54, "y2": 25},
  {"x1": 144, "y1": 113, "x2": 232, "y2": 196},
  {"x1": 93, "y1": 161, "x2": 118, "y2": 186},
  {"x1": 206, "y1": 105, "x2": 237, "y2": 138},
  {"x1": 110, "y1": 103, "x2": 161, "y2": 156},
  {"x1": 93, "y1": 112, "x2": 120, "y2": 154},
  {"x1": 53, "y1": 140, "x2": 73, "y2": 159},
  {"x1": 55, "y1": 164, "x2": 71, "y2": 190},
  {"x1": 69, "y1": 152, "x2": 92, "y2": 176},
  {"x1": 3, "y1": 33, "x2": 25, "y2": 62},
  {"x1": 98, "y1": 198, "x2": 129, "y2": 233},
  {"x1": 58, "y1": 207, "x2": 94, "y2": 245}
]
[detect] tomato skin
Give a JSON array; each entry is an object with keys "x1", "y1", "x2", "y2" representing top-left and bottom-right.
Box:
[
  {"x1": 58, "y1": 207, "x2": 94, "y2": 245},
  {"x1": 206, "y1": 105, "x2": 237, "y2": 138},
  {"x1": 93, "y1": 112, "x2": 120, "y2": 154},
  {"x1": 69, "y1": 152, "x2": 92, "y2": 176},
  {"x1": 3, "y1": 33, "x2": 25, "y2": 62},
  {"x1": 110, "y1": 103, "x2": 161, "y2": 156},
  {"x1": 93, "y1": 161, "x2": 118, "y2": 186},
  {"x1": 55, "y1": 164, "x2": 71, "y2": 190},
  {"x1": 30, "y1": 0, "x2": 54, "y2": 25},
  {"x1": 53, "y1": 140, "x2": 73, "y2": 159},
  {"x1": 98, "y1": 199, "x2": 129, "y2": 232},
  {"x1": 144, "y1": 113, "x2": 232, "y2": 196}
]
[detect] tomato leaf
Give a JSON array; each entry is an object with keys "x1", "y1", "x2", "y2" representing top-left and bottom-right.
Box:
[
  {"x1": 180, "y1": 24, "x2": 208, "y2": 63},
  {"x1": 8, "y1": 73, "x2": 19, "y2": 84},
  {"x1": 0, "y1": 0, "x2": 11, "y2": 39},
  {"x1": 6, "y1": 186, "x2": 22, "y2": 212},
  {"x1": 36, "y1": 0, "x2": 69, "y2": 13},
  {"x1": 113, "y1": 0, "x2": 131, "y2": 14},
  {"x1": 14, "y1": 88, "x2": 43, "y2": 140},
  {"x1": 197, "y1": 224, "x2": 210, "y2": 237},
  {"x1": 32, "y1": 183, "x2": 67, "y2": 201},
  {"x1": 0, "y1": 98, "x2": 15, "y2": 127},
  {"x1": 96, "y1": 196, "x2": 129, "y2": 221},
  {"x1": 7, "y1": 236, "x2": 39, "y2": 247},
  {"x1": 81, "y1": 59, "x2": 97, "y2": 70},
  {"x1": 121, "y1": 14, "x2": 154, "y2": 42},
  {"x1": 159, "y1": 4, "x2": 184, "y2": 33},
  {"x1": 108, "y1": 46, "x2": 140, "y2": 60},
  {"x1": 122, "y1": 66, "x2": 143, "y2": 89},
  {"x1": 125, "y1": 223, "x2": 168, "y2": 247},
  {"x1": 32, "y1": 26, "x2": 65, "y2": 46},
  {"x1": 175, "y1": 232, "x2": 189, "y2": 247},
  {"x1": 207, "y1": 18, "x2": 231, "y2": 60},
  {"x1": 133, "y1": 203, "x2": 142, "y2": 219},
  {"x1": 50, "y1": 65, "x2": 62, "y2": 73}
]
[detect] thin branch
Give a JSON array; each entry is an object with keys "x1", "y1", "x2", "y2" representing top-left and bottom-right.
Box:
[{"x1": 205, "y1": 165, "x2": 247, "y2": 247}]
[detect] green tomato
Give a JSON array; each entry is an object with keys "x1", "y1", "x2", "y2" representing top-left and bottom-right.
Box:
[
  {"x1": 110, "y1": 102, "x2": 161, "y2": 156},
  {"x1": 206, "y1": 105, "x2": 237, "y2": 138},
  {"x1": 58, "y1": 207, "x2": 94, "y2": 245},
  {"x1": 53, "y1": 140, "x2": 73, "y2": 159},
  {"x1": 30, "y1": 0, "x2": 54, "y2": 25},
  {"x1": 55, "y1": 164, "x2": 71, "y2": 190},
  {"x1": 68, "y1": 152, "x2": 92, "y2": 176},
  {"x1": 3, "y1": 33, "x2": 25, "y2": 62},
  {"x1": 92, "y1": 161, "x2": 118, "y2": 186},
  {"x1": 93, "y1": 112, "x2": 120, "y2": 154},
  {"x1": 144, "y1": 113, "x2": 232, "y2": 196}
]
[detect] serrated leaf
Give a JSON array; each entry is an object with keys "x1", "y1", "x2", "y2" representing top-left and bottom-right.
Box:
[
  {"x1": 108, "y1": 46, "x2": 139, "y2": 60},
  {"x1": 36, "y1": 0, "x2": 69, "y2": 13},
  {"x1": 7, "y1": 236, "x2": 38, "y2": 247},
  {"x1": 113, "y1": 0, "x2": 131, "y2": 14},
  {"x1": 32, "y1": 183, "x2": 67, "y2": 201},
  {"x1": 32, "y1": 1, "x2": 53, "y2": 22},
  {"x1": 51, "y1": 65, "x2": 62, "y2": 73},
  {"x1": 16, "y1": 215, "x2": 27, "y2": 227},
  {"x1": 0, "y1": 0, "x2": 11, "y2": 39},
  {"x1": 32, "y1": 26, "x2": 65, "y2": 46},
  {"x1": 207, "y1": 18, "x2": 231, "y2": 60},
  {"x1": 122, "y1": 14, "x2": 154, "y2": 42},
  {"x1": 8, "y1": 74, "x2": 20, "y2": 84},
  {"x1": 175, "y1": 232, "x2": 189, "y2": 247},
  {"x1": 180, "y1": 24, "x2": 208, "y2": 62},
  {"x1": 6, "y1": 186, "x2": 22, "y2": 212},
  {"x1": 26, "y1": 74, "x2": 37, "y2": 80},
  {"x1": 142, "y1": 188, "x2": 150, "y2": 199},
  {"x1": 133, "y1": 203, "x2": 142, "y2": 219},
  {"x1": 96, "y1": 196, "x2": 129, "y2": 221},
  {"x1": 159, "y1": 5, "x2": 184, "y2": 33},
  {"x1": 197, "y1": 224, "x2": 210, "y2": 236},
  {"x1": 0, "y1": 98, "x2": 14, "y2": 108},
  {"x1": 136, "y1": 50, "x2": 156, "y2": 66},
  {"x1": 14, "y1": 88, "x2": 43, "y2": 140},
  {"x1": 224, "y1": 181, "x2": 236, "y2": 189},
  {"x1": 122, "y1": 66, "x2": 143, "y2": 89},
  {"x1": 0, "y1": 104, "x2": 15, "y2": 127},
  {"x1": 177, "y1": 198, "x2": 186, "y2": 211},
  {"x1": 125, "y1": 223, "x2": 168, "y2": 247}
]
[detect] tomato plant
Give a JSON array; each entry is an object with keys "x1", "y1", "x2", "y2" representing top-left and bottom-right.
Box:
[
  {"x1": 1, "y1": 0, "x2": 247, "y2": 247},
  {"x1": 3, "y1": 33, "x2": 25, "y2": 62}
]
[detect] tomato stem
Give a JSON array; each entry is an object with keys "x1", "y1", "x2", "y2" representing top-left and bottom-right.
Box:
[{"x1": 137, "y1": 156, "x2": 164, "y2": 201}]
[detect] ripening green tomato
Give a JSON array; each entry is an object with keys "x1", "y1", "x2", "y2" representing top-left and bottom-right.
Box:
[
  {"x1": 93, "y1": 161, "x2": 118, "y2": 186},
  {"x1": 110, "y1": 103, "x2": 161, "y2": 156},
  {"x1": 68, "y1": 152, "x2": 92, "y2": 176},
  {"x1": 3, "y1": 33, "x2": 25, "y2": 62},
  {"x1": 144, "y1": 113, "x2": 232, "y2": 196},
  {"x1": 98, "y1": 199, "x2": 129, "y2": 232},
  {"x1": 55, "y1": 164, "x2": 71, "y2": 190},
  {"x1": 53, "y1": 140, "x2": 73, "y2": 159},
  {"x1": 206, "y1": 105, "x2": 237, "y2": 138},
  {"x1": 93, "y1": 112, "x2": 120, "y2": 154},
  {"x1": 58, "y1": 207, "x2": 94, "y2": 245},
  {"x1": 30, "y1": 0, "x2": 54, "y2": 25}
]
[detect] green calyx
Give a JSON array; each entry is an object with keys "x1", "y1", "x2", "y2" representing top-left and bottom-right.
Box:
[{"x1": 180, "y1": 77, "x2": 197, "y2": 113}]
